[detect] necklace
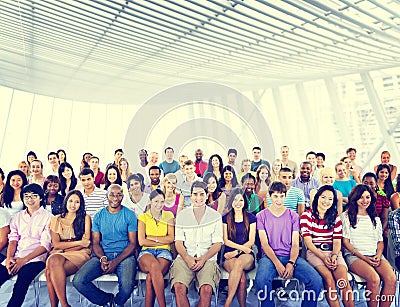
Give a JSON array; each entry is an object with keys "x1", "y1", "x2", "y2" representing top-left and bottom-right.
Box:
[{"x1": 130, "y1": 192, "x2": 142, "y2": 204}]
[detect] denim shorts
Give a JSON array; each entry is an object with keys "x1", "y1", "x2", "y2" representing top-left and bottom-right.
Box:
[{"x1": 138, "y1": 248, "x2": 173, "y2": 262}]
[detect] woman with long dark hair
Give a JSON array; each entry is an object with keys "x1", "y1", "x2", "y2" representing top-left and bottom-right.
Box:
[
  {"x1": 204, "y1": 154, "x2": 224, "y2": 181},
  {"x1": 301, "y1": 185, "x2": 353, "y2": 307},
  {"x1": 138, "y1": 189, "x2": 174, "y2": 307},
  {"x1": 58, "y1": 162, "x2": 78, "y2": 196},
  {"x1": 375, "y1": 164, "x2": 395, "y2": 201},
  {"x1": 103, "y1": 165, "x2": 122, "y2": 190},
  {"x1": 219, "y1": 165, "x2": 239, "y2": 201},
  {"x1": 341, "y1": 185, "x2": 396, "y2": 307},
  {"x1": 203, "y1": 172, "x2": 226, "y2": 213},
  {"x1": 222, "y1": 188, "x2": 256, "y2": 307},
  {"x1": 46, "y1": 190, "x2": 91, "y2": 307},
  {"x1": 1, "y1": 170, "x2": 27, "y2": 218},
  {"x1": 57, "y1": 149, "x2": 67, "y2": 164}
]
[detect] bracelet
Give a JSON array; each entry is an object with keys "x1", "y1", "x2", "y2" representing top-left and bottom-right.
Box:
[
  {"x1": 155, "y1": 237, "x2": 159, "y2": 243},
  {"x1": 99, "y1": 255, "x2": 107, "y2": 263},
  {"x1": 351, "y1": 248, "x2": 358, "y2": 255},
  {"x1": 331, "y1": 253, "x2": 339, "y2": 258}
]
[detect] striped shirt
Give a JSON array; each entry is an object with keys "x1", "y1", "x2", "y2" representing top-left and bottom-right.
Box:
[
  {"x1": 267, "y1": 187, "x2": 305, "y2": 212},
  {"x1": 300, "y1": 211, "x2": 342, "y2": 245},
  {"x1": 341, "y1": 212, "x2": 382, "y2": 255},
  {"x1": 388, "y1": 209, "x2": 400, "y2": 257},
  {"x1": 81, "y1": 187, "x2": 108, "y2": 218}
]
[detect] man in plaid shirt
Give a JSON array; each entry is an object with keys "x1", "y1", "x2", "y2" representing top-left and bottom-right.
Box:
[{"x1": 388, "y1": 208, "x2": 400, "y2": 270}]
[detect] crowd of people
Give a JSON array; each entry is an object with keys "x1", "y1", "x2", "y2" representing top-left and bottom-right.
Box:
[{"x1": 0, "y1": 145, "x2": 399, "y2": 307}]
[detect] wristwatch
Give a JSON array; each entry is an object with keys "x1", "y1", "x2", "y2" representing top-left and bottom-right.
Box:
[{"x1": 287, "y1": 260, "x2": 296, "y2": 267}]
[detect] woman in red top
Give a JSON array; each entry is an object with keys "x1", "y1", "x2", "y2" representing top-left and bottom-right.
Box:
[{"x1": 301, "y1": 185, "x2": 353, "y2": 307}]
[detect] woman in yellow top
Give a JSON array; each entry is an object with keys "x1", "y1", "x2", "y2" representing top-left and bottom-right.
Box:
[{"x1": 138, "y1": 189, "x2": 175, "y2": 307}]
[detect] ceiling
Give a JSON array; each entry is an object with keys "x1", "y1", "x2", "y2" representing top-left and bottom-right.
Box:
[{"x1": 0, "y1": 0, "x2": 399, "y2": 104}]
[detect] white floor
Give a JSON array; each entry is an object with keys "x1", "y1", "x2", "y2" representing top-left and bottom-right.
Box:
[{"x1": 0, "y1": 277, "x2": 384, "y2": 307}]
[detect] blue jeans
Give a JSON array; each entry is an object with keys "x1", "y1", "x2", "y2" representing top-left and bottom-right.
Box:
[
  {"x1": 255, "y1": 255, "x2": 322, "y2": 307},
  {"x1": 73, "y1": 252, "x2": 137, "y2": 306}
]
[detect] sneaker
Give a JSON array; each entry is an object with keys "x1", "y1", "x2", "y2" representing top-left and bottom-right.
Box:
[{"x1": 103, "y1": 294, "x2": 116, "y2": 307}]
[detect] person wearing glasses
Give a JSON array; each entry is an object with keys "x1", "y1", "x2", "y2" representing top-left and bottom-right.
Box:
[
  {"x1": 0, "y1": 183, "x2": 52, "y2": 307},
  {"x1": 73, "y1": 184, "x2": 138, "y2": 307}
]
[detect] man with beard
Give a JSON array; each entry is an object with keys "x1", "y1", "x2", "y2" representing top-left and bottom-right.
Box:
[
  {"x1": 290, "y1": 162, "x2": 321, "y2": 210},
  {"x1": 144, "y1": 166, "x2": 162, "y2": 194},
  {"x1": 194, "y1": 149, "x2": 208, "y2": 177},
  {"x1": 73, "y1": 184, "x2": 137, "y2": 307},
  {"x1": 241, "y1": 173, "x2": 264, "y2": 215}
]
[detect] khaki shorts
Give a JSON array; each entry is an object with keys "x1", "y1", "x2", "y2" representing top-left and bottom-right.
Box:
[
  {"x1": 306, "y1": 250, "x2": 347, "y2": 268},
  {"x1": 169, "y1": 257, "x2": 221, "y2": 294}
]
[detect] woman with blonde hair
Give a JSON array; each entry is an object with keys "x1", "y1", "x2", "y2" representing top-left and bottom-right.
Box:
[
  {"x1": 237, "y1": 158, "x2": 254, "y2": 184},
  {"x1": 310, "y1": 167, "x2": 343, "y2": 214},
  {"x1": 374, "y1": 151, "x2": 397, "y2": 181},
  {"x1": 18, "y1": 161, "x2": 30, "y2": 178},
  {"x1": 28, "y1": 159, "x2": 45, "y2": 187},
  {"x1": 118, "y1": 157, "x2": 133, "y2": 183},
  {"x1": 161, "y1": 173, "x2": 184, "y2": 217},
  {"x1": 270, "y1": 159, "x2": 282, "y2": 182}
]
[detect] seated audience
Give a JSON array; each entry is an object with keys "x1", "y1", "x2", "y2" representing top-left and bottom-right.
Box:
[
  {"x1": 341, "y1": 185, "x2": 396, "y2": 307},
  {"x1": 0, "y1": 183, "x2": 52, "y2": 307},
  {"x1": 222, "y1": 188, "x2": 256, "y2": 307},
  {"x1": 46, "y1": 190, "x2": 91, "y2": 307},
  {"x1": 73, "y1": 184, "x2": 138, "y2": 307},
  {"x1": 301, "y1": 185, "x2": 353, "y2": 307},
  {"x1": 255, "y1": 181, "x2": 322, "y2": 307},
  {"x1": 138, "y1": 189, "x2": 174, "y2": 307}
]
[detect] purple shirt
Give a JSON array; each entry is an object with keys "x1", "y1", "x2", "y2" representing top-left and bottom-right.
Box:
[
  {"x1": 256, "y1": 208, "x2": 299, "y2": 257},
  {"x1": 7, "y1": 207, "x2": 53, "y2": 264}
]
